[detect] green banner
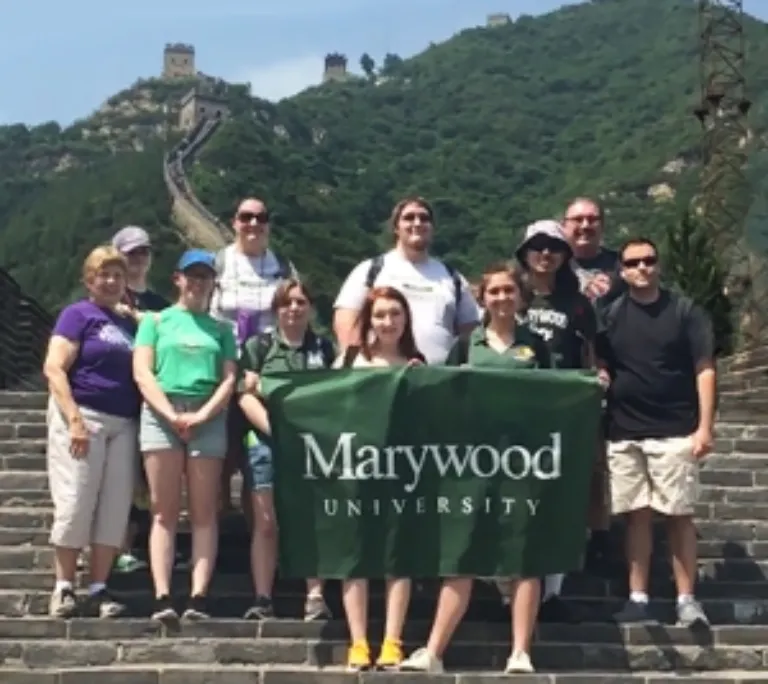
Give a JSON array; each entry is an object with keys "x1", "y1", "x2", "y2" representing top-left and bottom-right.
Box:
[{"x1": 262, "y1": 366, "x2": 602, "y2": 579}]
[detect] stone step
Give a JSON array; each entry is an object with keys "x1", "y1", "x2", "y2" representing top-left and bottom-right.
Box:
[
  {"x1": 3, "y1": 590, "x2": 768, "y2": 625},
  {"x1": 719, "y1": 347, "x2": 768, "y2": 373},
  {"x1": 1, "y1": 568, "x2": 767, "y2": 602},
  {"x1": 0, "y1": 624, "x2": 766, "y2": 672},
  {"x1": 718, "y1": 365, "x2": 768, "y2": 392},
  {"x1": 0, "y1": 393, "x2": 47, "y2": 410},
  {"x1": 1, "y1": 667, "x2": 766, "y2": 684}
]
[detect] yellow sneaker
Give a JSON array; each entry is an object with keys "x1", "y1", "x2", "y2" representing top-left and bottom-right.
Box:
[
  {"x1": 376, "y1": 637, "x2": 403, "y2": 670},
  {"x1": 347, "y1": 639, "x2": 371, "y2": 671}
]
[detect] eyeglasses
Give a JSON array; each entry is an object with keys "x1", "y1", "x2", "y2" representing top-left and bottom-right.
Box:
[
  {"x1": 565, "y1": 214, "x2": 600, "y2": 224},
  {"x1": 622, "y1": 255, "x2": 658, "y2": 268},
  {"x1": 127, "y1": 246, "x2": 151, "y2": 256},
  {"x1": 237, "y1": 211, "x2": 269, "y2": 224},
  {"x1": 400, "y1": 212, "x2": 431, "y2": 223}
]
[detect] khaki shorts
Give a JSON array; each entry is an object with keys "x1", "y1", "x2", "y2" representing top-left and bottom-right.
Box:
[{"x1": 607, "y1": 436, "x2": 697, "y2": 516}]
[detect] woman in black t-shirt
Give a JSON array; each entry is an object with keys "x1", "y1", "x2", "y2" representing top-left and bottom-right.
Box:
[{"x1": 514, "y1": 219, "x2": 599, "y2": 623}]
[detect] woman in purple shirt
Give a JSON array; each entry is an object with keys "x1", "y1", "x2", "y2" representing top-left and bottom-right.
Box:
[{"x1": 43, "y1": 245, "x2": 141, "y2": 620}]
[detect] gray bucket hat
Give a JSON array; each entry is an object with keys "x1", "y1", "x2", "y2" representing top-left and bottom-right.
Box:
[{"x1": 515, "y1": 219, "x2": 572, "y2": 264}]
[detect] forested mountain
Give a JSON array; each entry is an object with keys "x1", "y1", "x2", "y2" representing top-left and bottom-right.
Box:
[{"x1": 2, "y1": 0, "x2": 768, "y2": 315}]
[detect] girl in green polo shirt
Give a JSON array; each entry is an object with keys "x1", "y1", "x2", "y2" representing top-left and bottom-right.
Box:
[
  {"x1": 237, "y1": 279, "x2": 335, "y2": 624},
  {"x1": 402, "y1": 261, "x2": 548, "y2": 676}
]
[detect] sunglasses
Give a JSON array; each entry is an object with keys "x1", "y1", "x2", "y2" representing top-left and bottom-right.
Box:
[
  {"x1": 237, "y1": 211, "x2": 270, "y2": 224},
  {"x1": 527, "y1": 238, "x2": 568, "y2": 253},
  {"x1": 400, "y1": 212, "x2": 432, "y2": 223},
  {"x1": 622, "y1": 255, "x2": 658, "y2": 268},
  {"x1": 127, "y1": 246, "x2": 151, "y2": 256}
]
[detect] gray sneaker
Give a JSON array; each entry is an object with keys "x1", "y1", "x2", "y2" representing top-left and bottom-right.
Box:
[
  {"x1": 677, "y1": 598, "x2": 709, "y2": 628},
  {"x1": 304, "y1": 594, "x2": 331, "y2": 621},
  {"x1": 49, "y1": 587, "x2": 78, "y2": 618}
]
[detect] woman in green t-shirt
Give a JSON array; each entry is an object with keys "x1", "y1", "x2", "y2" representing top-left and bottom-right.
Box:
[
  {"x1": 133, "y1": 249, "x2": 238, "y2": 624},
  {"x1": 402, "y1": 262, "x2": 548, "y2": 676}
]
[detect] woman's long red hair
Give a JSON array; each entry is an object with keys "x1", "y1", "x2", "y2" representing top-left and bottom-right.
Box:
[{"x1": 357, "y1": 286, "x2": 421, "y2": 360}]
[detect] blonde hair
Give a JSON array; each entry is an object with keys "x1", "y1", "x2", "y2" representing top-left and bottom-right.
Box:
[{"x1": 82, "y1": 245, "x2": 127, "y2": 284}]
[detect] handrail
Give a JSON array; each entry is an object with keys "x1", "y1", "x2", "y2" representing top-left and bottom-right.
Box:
[{"x1": 0, "y1": 268, "x2": 53, "y2": 390}]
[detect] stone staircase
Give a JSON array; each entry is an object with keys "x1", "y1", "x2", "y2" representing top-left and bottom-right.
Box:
[{"x1": 0, "y1": 389, "x2": 767, "y2": 682}]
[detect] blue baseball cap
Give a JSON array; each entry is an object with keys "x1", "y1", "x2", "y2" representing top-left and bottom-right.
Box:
[{"x1": 177, "y1": 249, "x2": 216, "y2": 272}]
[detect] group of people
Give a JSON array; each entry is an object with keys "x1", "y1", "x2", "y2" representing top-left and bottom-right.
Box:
[{"x1": 43, "y1": 193, "x2": 716, "y2": 676}]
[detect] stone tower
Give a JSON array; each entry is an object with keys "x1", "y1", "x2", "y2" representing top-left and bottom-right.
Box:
[
  {"x1": 322, "y1": 53, "x2": 348, "y2": 83},
  {"x1": 486, "y1": 13, "x2": 511, "y2": 27},
  {"x1": 163, "y1": 43, "x2": 196, "y2": 79}
]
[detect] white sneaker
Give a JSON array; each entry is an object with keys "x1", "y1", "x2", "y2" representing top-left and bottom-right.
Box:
[
  {"x1": 400, "y1": 647, "x2": 444, "y2": 673},
  {"x1": 505, "y1": 651, "x2": 534, "y2": 673}
]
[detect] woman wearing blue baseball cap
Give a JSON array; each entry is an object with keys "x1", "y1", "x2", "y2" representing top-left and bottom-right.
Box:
[{"x1": 133, "y1": 249, "x2": 238, "y2": 623}]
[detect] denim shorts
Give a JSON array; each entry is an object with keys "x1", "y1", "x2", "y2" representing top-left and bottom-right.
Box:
[
  {"x1": 139, "y1": 395, "x2": 227, "y2": 458},
  {"x1": 245, "y1": 431, "x2": 273, "y2": 492}
]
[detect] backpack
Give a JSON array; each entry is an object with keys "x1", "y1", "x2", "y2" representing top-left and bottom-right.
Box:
[
  {"x1": 365, "y1": 254, "x2": 463, "y2": 326},
  {"x1": 214, "y1": 247, "x2": 295, "y2": 281},
  {"x1": 601, "y1": 291, "x2": 693, "y2": 334},
  {"x1": 249, "y1": 330, "x2": 335, "y2": 372}
]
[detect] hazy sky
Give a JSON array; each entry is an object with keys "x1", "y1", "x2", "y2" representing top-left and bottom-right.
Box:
[{"x1": 1, "y1": 0, "x2": 766, "y2": 126}]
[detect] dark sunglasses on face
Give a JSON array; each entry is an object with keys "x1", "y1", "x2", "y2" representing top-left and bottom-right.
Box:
[
  {"x1": 128, "y1": 246, "x2": 151, "y2": 256},
  {"x1": 623, "y1": 255, "x2": 658, "y2": 268},
  {"x1": 237, "y1": 211, "x2": 269, "y2": 224},
  {"x1": 527, "y1": 237, "x2": 568, "y2": 253},
  {"x1": 400, "y1": 212, "x2": 431, "y2": 223}
]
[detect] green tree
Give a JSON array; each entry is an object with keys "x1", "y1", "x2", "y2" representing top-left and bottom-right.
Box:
[
  {"x1": 664, "y1": 210, "x2": 733, "y2": 354},
  {"x1": 360, "y1": 53, "x2": 376, "y2": 80},
  {"x1": 381, "y1": 53, "x2": 404, "y2": 76}
]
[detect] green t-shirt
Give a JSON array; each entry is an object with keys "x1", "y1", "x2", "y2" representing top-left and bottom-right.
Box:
[
  {"x1": 238, "y1": 330, "x2": 335, "y2": 392},
  {"x1": 445, "y1": 324, "x2": 551, "y2": 369},
  {"x1": 135, "y1": 305, "x2": 237, "y2": 397}
]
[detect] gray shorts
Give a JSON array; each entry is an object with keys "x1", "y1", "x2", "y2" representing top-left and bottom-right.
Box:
[{"x1": 139, "y1": 395, "x2": 227, "y2": 458}]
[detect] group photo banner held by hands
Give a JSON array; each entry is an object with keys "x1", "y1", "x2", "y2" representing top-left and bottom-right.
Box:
[{"x1": 260, "y1": 366, "x2": 603, "y2": 579}]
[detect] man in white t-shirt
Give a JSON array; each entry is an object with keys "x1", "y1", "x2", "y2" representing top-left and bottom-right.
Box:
[
  {"x1": 334, "y1": 196, "x2": 480, "y2": 363},
  {"x1": 210, "y1": 197, "x2": 296, "y2": 516}
]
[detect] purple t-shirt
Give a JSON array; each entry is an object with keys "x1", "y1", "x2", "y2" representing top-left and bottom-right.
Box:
[{"x1": 52, "y1": 300, "x2": 140, "y2": 418}]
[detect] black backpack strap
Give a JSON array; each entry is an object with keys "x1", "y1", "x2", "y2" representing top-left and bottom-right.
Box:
[
  {"x1": 318, "y1": 335, "x2": 336, "y2": 368},
  {"x1": 253, "y1": 331, "x2": 274, "y2": 372},
  {"x1": 601, "y1": 292, "x2": 628, "y2": 332},
  {"x1": 365, "y1": 255, "x2": 385, "y2": 288},
  {"x1": 273, "y1": 253, "x2": 296, "y2": 280},
  {"x1": 445, "y1": 263, "x2": 461, "y2": 310},
  {"x1": 342, "y1": 345, "x2": 360, "y2": 367},
  {"x1": 675, "y1": 294, "x2": 694, "y2": 323},
  {"x1": 214, "y1": 248, "x2": 226, "y2": 278}
]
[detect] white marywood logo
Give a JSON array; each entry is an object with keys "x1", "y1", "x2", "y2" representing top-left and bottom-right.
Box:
[{"x1": 301, "y1": 432, "x2": 562, "y2": 493}]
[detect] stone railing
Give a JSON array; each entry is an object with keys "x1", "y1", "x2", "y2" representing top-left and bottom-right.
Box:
[
  {"x1": 0, "y1": 270, "x2": 52, "y2": 390},
  {"x1": 162, "y1": 114, "x2": 233, "y2": 250}
]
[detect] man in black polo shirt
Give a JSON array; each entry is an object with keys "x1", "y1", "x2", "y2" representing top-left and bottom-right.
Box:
[{"x1": 597, "y1": 237, "x2": 716, "y2": 627}]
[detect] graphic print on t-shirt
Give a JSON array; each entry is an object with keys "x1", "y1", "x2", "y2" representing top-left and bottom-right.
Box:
[
  {"x1": 97, "y1": 323, "x2": 134, "y2": 349},
  {"x1": 524, "y1": 291, "x2": 595, "y2": 369}
]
